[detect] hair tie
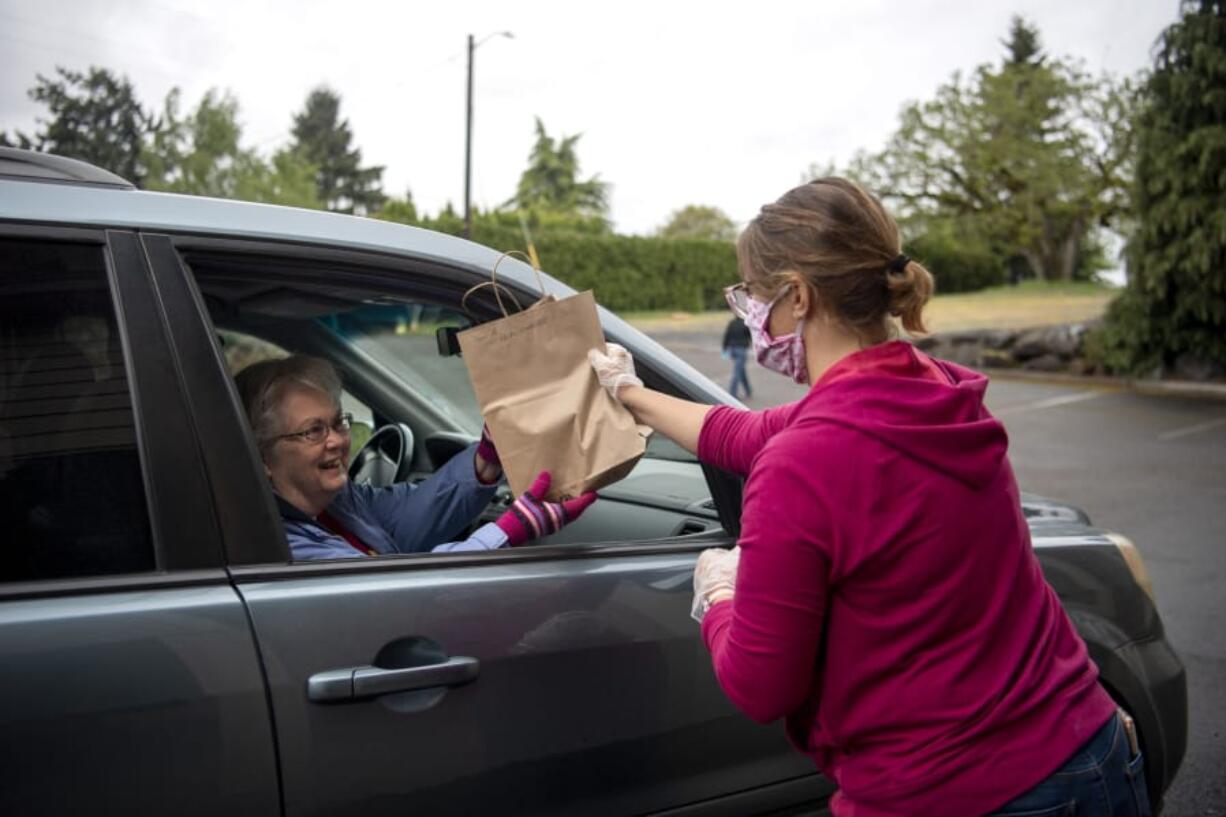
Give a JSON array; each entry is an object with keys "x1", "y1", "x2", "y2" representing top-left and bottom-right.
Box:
[{"x1": 887, "y1": 254, "x2": 910, "y2": 274}]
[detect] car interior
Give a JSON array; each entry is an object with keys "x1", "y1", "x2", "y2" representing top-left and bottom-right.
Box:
[{"x1": 187, "y1": 249, "x2": 730, "y2": 556}]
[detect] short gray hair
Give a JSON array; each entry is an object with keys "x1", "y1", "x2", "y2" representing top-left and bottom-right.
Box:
[{"x1": 235, "y1": 354, "x2": 342, "y2": 450}]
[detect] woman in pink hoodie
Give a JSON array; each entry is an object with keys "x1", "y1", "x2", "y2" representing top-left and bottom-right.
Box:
[{"x1": 589, "y1": 178, "x2": 1148, "y2": 816}]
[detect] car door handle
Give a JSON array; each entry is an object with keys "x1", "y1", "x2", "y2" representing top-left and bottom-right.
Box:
[{"x1": 307, "y1": 656, "x2": 480, "y2": 703}]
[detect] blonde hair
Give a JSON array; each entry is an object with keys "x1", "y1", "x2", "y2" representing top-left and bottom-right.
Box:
[{"x1": 736, "y1": 177, "x2": 934, "y2": 337}]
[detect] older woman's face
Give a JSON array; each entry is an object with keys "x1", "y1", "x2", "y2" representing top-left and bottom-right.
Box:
[{"x1": 263, "y1": 385, "x2": 351, "y2": 516}]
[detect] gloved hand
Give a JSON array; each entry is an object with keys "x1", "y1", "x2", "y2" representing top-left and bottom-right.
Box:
[
  {"x1": 474, "y1": 424, "x2": 502, "y2": 484},
  {"x1": 495, "y1": 471, "x2": 597, "y2": 547},
  {"x1": 588, "y1": 343, "x2": 643, "y2": 400},
  {"x1": 691, "y1": 546, "x2": 740, "y2": 622}
]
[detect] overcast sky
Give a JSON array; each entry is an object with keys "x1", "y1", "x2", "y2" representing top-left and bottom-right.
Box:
[{"x1": 1, "y1": 0, "x2": 1179, "y2": 235}]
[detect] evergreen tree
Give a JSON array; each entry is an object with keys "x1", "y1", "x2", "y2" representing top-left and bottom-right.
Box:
[
  {"x1": 1002, "y1": 15, "x2": 1044, "y2": 67},
  {"x1": 510, "y1": 118, "x2": 609, "y2": 219},
  {"x1": 1090, "y1": 0, "x2": 1226, "y2": 375},
  {"x1": 2, "y1": 67, "x2": 153, "y2": 186},
  {"x1": 290, "y1": 88, "x2": 385, "y2": 215}
]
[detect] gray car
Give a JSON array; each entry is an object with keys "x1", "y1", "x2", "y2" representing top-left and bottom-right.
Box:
[{"x1": 0, "y1": 148, "x2": 1187, "y2": 816}]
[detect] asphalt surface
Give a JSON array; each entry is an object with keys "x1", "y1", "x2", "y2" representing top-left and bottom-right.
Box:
[{"x1": 651, "y1": 329, "x2": 1226, "y2": 816}]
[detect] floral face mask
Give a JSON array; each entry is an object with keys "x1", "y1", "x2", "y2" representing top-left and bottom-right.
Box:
[{"x1": 744, "y1": 285, "x2": 809, "y2": 385}]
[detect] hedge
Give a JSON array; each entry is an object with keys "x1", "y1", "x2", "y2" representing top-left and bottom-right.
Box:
[
  {"x1": 423, "y1": 220, "x2": 741, "y2": 312},
  {"x1": 380, "y1": 213, "x2": 1004, "y2": 311}
]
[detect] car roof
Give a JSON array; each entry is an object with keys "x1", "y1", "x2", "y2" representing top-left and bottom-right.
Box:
[
  {"x1": 0, "y1": 175, "x2": 732, "y2": 406},
  {"x1": 0, "y1": 175, "x2": 537, "y2": 283}
]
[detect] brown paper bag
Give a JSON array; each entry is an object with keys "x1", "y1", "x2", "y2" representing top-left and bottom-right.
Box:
[{"x1": 458, "y1": 288, "x2": 648, "y2": 502}]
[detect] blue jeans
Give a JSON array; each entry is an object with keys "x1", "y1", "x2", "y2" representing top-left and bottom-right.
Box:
[
  {"x1": 988, "y1": 713, "x2": 1151, "y2": 816},
  {"x1": 727, "y1": 346, "x2": 751, "y2": 399}
]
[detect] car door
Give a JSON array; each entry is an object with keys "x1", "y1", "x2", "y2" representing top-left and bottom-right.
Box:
[
  {"x1": 156, "y1": 234, "x2": 829, "y2": 816},
  {"x1": 0, "y1": 230, "x2": 279, "y2": 815}
]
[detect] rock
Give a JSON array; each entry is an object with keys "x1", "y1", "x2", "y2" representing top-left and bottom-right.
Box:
[
  {"x1": 1023, "y1": 353, "x2": 1067, "y2": 372},
  {"x1": 981, "y1": 348, "x2": 1018, "y2": 368},
  {"x1": 1044, "y1": 325, "x2": 1082, "y2": 358},
  {"x1": 1012, "y1": 328, "x2": 1049, "y2": 361},
  {"x1": 1173, "y1": 354, "x2": 1226, "y2": 382},
  {"x1": 1013, "y1": 326, "x2": 1079, "y2": 360},
  {"x1": 981, "y1": 329, "x2": 1018, "y2": 350}
]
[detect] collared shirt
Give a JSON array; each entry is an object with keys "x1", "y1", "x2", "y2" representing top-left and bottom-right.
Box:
[{"x1": 278, "y1": 442, "x2": 506, "y2": 560}]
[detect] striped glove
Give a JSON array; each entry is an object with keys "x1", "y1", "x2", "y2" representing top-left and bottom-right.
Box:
[{"x1": 495, "y1": 471, "x2": 597, "y2": 547}]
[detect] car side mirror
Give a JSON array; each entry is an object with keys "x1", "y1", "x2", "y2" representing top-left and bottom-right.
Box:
[{"x1": 436, "y1": 326, "x2": 462, "y2": 357}]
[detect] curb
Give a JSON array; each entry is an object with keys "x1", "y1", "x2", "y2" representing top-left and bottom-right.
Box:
[{"x1": 981, "y1": 368, "x2": 1226, "y2": 401}]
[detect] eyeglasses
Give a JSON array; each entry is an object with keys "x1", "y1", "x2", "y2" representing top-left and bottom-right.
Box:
[
  {"x1": 724, "y1": 283, "x2": 753, "y2": 320},
  {"x1": 272, "y1": 413, "x2": 353, "y2": 446},
  {"x1": 724, "y1": 282, "x2": 788, "y2": 321}
]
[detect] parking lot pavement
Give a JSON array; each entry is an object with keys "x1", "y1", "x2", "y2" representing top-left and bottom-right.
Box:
[{"x1": 649, "y1": 329, "x2": 1226, "y2": 816}]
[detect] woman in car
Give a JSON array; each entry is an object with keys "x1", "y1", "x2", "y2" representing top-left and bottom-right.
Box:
[
  {"x1": 588, "y1": 178, "x2": 1146, "y2": 816},
  {"x1": 236, "y1": 354, "x2": 595, "y2": 559}
]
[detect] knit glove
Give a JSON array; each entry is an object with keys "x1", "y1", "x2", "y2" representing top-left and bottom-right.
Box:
[
  {"x1": 495, "y1": 471, "x2": 597, "y2": 547},
  {"x1": 588, "y1": 343, "x2": 643, "y2": 400},
  {"x1": 692, "y1": 546, "x2": 740, "y2": 622}
]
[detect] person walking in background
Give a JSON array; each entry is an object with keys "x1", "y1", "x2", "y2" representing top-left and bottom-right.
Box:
[
  {"x1": 722, "y1": 314, "x2": 752, "y2": 399},
  {"x1": 589, "y1": 177, "x2": 1147, "y2": 816}
]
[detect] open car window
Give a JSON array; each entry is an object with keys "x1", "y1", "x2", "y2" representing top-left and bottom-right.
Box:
[{"x1": 187, "y1": 251, "x2": 726, "y2": 557}]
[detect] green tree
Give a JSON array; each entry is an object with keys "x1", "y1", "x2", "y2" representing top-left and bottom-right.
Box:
[
  {"x1": 510, "y1": 118, "x2": 609, "y2": 219},
  {"x1": 144, "y1": 88, "x2": 321, "y2": 208},
  {"x1": 290, "y1": 88, "x2": 385, "y2": 214},
  {"x1": 1002, "y1": 15, "x2": 1043, "y2": 67},
  {"x1": 1, "y1": 66, "x2": 153, "y2": 186},
  {"x1": 849, "y1": 19, "x2": 1135, "y2": 282},
  {"x1": 233, "y1": 148, "x2": 322, "y2": 209},
  {"x1": 377, "y1": 190, "x2": 419, "y2": 225},
  {"x1": 657, "y1": 205, "x2": 737, "y2": 241},
  {"x1": 1089, "y1": 0, "x2": 1226, "y2": 374}
]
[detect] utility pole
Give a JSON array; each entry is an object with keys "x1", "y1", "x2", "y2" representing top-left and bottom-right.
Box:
[
  {"x1": 463, "y1": 32, "x2": 512, "y2": 241},
  {"x1": 464, "y1": 33, "x2": 475, "y2": 240}
]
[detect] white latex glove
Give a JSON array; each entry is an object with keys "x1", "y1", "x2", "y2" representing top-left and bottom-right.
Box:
[
  {"x1": 691, "y1": 546, "x2": 740, "y2": 623},
  {"x1": 588, "y1": 342, "x2": 644, "y2": 400}
]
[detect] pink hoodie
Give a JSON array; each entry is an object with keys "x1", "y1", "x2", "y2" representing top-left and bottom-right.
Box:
[{"x1": 698, "y1": 341, "x2": 1115, "y2": 817}]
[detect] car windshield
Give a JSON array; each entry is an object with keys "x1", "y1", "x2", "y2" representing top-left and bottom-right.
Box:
[{"x1": 320, "y1": 302, "x2": 484, "y2": 432}]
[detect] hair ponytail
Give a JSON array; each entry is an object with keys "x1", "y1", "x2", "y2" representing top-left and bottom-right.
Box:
[{"x1": 887, "y1": 259, "x2": 935, "y2": 335}]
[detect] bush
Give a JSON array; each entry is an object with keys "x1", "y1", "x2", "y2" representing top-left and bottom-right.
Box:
[{"x1": 904, "y1": 222, "x2": 1006, "y2": 294}]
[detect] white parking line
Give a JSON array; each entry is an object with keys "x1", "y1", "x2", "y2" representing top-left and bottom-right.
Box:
[
  {"x1": 996, "y1": 390, "x2": 1107, "y2": 417},
  {"x1": 1157, "y1": 416, "x2": 1226, "y2": 441}
]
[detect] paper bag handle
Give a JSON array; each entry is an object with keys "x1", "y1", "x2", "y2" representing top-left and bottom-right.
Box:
[{"x1": 461, "y1": 250, "x2": 549, "y2": 318}]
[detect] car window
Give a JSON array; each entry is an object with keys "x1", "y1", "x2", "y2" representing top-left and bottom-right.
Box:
[
  {"x1": 188, "y1": 255, "x2": 725, "y2": 556},
  {"x1": 0, "y1": 238, "x2": 154, "y2": 582}
]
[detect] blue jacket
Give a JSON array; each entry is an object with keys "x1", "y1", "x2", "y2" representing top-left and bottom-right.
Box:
[{"x1": 279, "y1": 443, "x2": 505, "y2": 560}]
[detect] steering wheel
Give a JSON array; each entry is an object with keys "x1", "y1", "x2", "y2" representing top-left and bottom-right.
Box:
[{"x1": 349, "y1": 423, "x2": 415, "y2": 488}]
